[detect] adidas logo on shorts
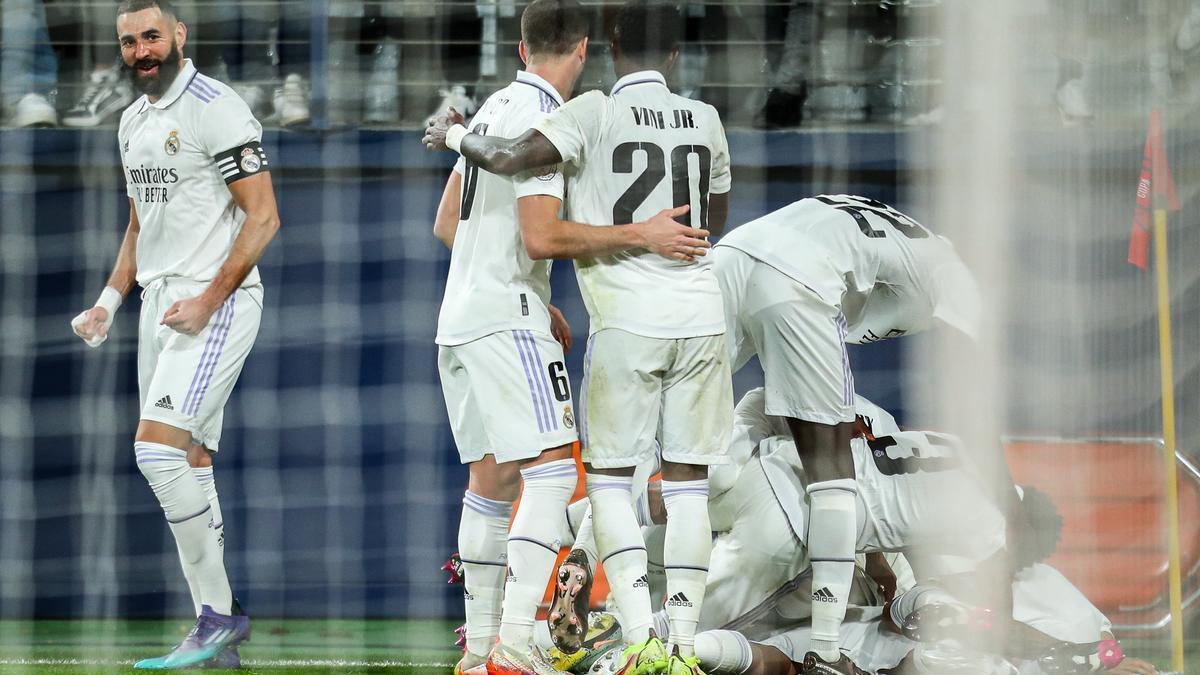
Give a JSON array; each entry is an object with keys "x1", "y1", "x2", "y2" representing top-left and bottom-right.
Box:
[
  {"x1": 813, "y1": 587, "x2": 837, "y2": 603},
  {"x1": 154, "y1": 395, "x2": 174, "y2": 410},
  {"x1": 633, "y1": 575, "x2": 649, "y2": 589},
  {"x1": 666, "y1": 592, "x2": 693, "y2": 608}
]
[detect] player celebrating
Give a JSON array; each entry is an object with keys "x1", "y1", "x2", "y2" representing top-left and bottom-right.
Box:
[
  {"x1": 430, "y1": 3, "x2": 590, "y2": 673},
  {"x1": 712, "y1": 195, "x2": 981, "y2": 674},
  {"x1": 71, "y1": 0, "x2": 278, "y2": 669},
  {"x1": 426, "y1": 2, "x2": 734, "y2": 672}
]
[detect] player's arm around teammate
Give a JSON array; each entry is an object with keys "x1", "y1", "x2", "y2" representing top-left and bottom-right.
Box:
[
  {"x1": 425, "y1": 98, "x2": 712, "y2": 264},
  {"x1": 427, "y1": 111, "x2": 711, "y2": 263}
]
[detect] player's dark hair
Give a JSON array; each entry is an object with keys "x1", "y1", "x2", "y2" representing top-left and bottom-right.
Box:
[
  {"x1": 1010, "y1": 485, "x2": 1063, "y2": 571},
  {"x1": 613, "y1": 0, "x2": 682, "y2": 68},
  {"x1": 521, "y1": 0, "x2": 590, "y2": 58},
  {"x1": 117, "y1": 0, "x2": 180, "y2": 22}
]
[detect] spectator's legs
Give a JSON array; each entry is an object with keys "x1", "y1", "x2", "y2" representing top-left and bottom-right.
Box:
[
  {"x1": 757, "y1": 0, "x2": 817, "y2": 129},
  {"x1": 1, "y1": 0, "x2": 59, "y2": 125}
]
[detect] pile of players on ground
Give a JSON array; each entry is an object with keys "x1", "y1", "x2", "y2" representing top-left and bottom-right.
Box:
[
  {"x1": 422, "y1": 1, "x2": 1162, "y2": 673},
  {"x1": 444, "y1": 384, "x2": 1159, "y2": 675}
]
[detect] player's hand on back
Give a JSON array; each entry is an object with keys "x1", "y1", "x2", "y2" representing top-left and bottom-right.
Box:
[
  {"x1": 71, "y1": 306, "x2": 111, "y2": 348},
  {"x1": 634, "y1": 205, "x2": 710, "y2": 263},
  {"x1": 548, "y1": 304, "x2": 573, "y2": 354},
  {"x1": 423, "y1": 107, "x2": 467, "y2": 152},
  {"x1": 161, "y1": 295, "x2": 221, "y2": 335}
]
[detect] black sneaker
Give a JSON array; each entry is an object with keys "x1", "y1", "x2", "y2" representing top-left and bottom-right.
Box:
[
  {"x1": 754, "y1": 85, "x2": 807, "y2": 129},
  {"x1": 799, "y1": 651, "x2": 869, "y2": 675},
  {"x1": 63, "y1": 67, "x2": 133, "y2": 128}
]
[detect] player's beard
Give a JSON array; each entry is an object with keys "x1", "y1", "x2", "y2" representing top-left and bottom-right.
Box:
[{"x1": 124, "y1": 41, "x2": 183, "y2": 98}]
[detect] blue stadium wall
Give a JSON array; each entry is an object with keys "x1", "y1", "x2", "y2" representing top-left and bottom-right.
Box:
[{"x1": 0, "y1": 128, "x2": 1021, "y2": 618}]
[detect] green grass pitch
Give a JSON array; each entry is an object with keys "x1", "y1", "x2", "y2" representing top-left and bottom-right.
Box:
[
  {"x1": 0, "y1": 619, "x2": 462, "y2": 674},
  {"x1": 0, "y1": 619, "x2": 1195, "y2": 673}
]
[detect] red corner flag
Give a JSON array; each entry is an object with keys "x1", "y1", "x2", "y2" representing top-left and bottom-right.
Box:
[{"x1": 1129, "y1": 108, "x2": 1180, "y2": 269}]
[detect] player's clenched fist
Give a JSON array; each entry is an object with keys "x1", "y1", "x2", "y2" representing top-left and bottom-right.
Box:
[
  {"x1": 633, "y1": 205, "x2": 710, "y2": 263},
  {"x1": 161, "y1": 295, "x2": 220, "y2": 335},
  {"x1": 423, "y1": 107, "x2": 467, "y2": 152},
  {"x1": 72, "y1": 306, "x2": 112, "y2": 348},
  {"x1": 71, "y1": 286, "x2": 122, "y2": 348}
]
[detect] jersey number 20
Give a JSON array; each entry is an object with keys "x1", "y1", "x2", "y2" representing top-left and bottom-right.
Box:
[{"x1": 612, "y1": 142, "x2": 712, "y2": 229}]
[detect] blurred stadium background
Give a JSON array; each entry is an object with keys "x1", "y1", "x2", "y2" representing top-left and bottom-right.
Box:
[{"x1": 1, "y1": 0, "x2": 1199, "y2": 671}]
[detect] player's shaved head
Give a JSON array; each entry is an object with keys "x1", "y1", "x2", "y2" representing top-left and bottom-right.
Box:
[
  {"x1": 521, "y1": 0, "x2": 590, "y2": 58},
  {"x1": 117, "y1": 0, "x2": 180, "y2": 23},
  {"x1": 613, "y1": 0, "x2": 682, "y2": 69}
]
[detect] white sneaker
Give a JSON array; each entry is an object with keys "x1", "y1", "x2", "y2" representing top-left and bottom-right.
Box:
[
  {"x1": 10, "y1": 93, "x2": 57, "y2": 127},
  {"x1": 234, "y1": 83, "x2": 269, "y2": 118},
  {"x1": 1055, "y1": 78, "x2": 1092, "y2": 125},
  {"x1": 273, "y1": 74, "x2": 310, "y2": 127},
  {"x1": 62, "y1": 67, "x2": 133, "y2": 127},
  {"x1": 1178, "y1": 3, "x2": 1200, "y2": 51},
  {"x1": 426, "y1": 85, "x2": 476, "y2": 126}
]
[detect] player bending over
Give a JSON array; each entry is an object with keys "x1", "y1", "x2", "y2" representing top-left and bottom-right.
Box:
[
  {"x1": 71, "y1": 0, "x2": 278, "y2": 668},
  {"x1": 427, "y1": 2, "x2": 734, "y2": 673},
  {"x1": 551, "y1": 390, "x2": 1156, "y2": 674},
  {"x1": 712, "y1": 195, "x2": 983, "y2": 673}
]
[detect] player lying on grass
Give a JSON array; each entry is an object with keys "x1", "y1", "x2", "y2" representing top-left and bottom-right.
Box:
[
  {"x1": 540, "y1": 389, "x2": 1156, "y2": 674},
  {"x1": 712, "y1": 194, "x2": 988, "y2": 674}
]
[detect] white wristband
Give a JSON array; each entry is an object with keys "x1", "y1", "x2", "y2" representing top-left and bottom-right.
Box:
[
  {"x1": 96, "y1": 286, "x2": 122, "y2": 316},
  {"x1": 445, "y1": 124, "x2": 469, "y2": 154}
]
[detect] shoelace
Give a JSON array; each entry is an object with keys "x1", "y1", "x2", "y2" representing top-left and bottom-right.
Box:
[
  {"x1": 182, "y1": 614, "x2": 221, "y2": 646},
  {"x1": 72, "y1": 75, "x2": 111, "y2": 111}
]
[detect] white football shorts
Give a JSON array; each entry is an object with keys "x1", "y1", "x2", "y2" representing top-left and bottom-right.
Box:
[
  {"x1": 759, "y1": 606, "x2": 914, "y2": 672},
  {"x1": 138, "y1": 278, "x2": 263, "y2": 451},
  {"x1": 438, "y1": 329, "x2": 578, "y2": 464},
  {"x1": 715, "y1": 246, "x2": 855, "y2": 425},
  {"x1": 579, "y1": 328, "x2": 732, "y2": 469}
]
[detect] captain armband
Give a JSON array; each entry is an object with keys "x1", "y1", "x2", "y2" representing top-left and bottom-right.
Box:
[{"x1": 214, "y1": 141, "x2": 269, "y2": 185}]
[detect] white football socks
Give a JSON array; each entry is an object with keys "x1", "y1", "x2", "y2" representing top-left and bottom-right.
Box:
[
  {"x1": 662, "y1": 479, "x2": 711, "y2": 657},
  {"x1": 134, "y1": 442, "x2": 232, "y2": 615},
  {"x1": 806, "y1": 478, "x2": 858, "y2": 661},
  {"x1": 459, "y1": 490, "x2": 513, "y2": 659},
  {"x1": 176, "y1": 465, "x2": 224, "y2": 616},
  {"x1": 567, "y1": 501, "x2": 600, "y2": 571},
  {"x1": 695, "y1": 630, "x2": 754, "y2": 674},
  {"x1": 586, "y1": 473, "x2": 653, "y2": 644},
  {"x1": 499, "y1": 459, "x2": 577, "y2": 649}
]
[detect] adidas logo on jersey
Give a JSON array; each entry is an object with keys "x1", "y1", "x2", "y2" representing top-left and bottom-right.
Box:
[
  {"x1": 632, "y1": 575, "x2": 649, "y2": 589},
  {"x1": 666, "y1": 592, "x2": 693, "y2": 608},
  {"x1": 813, "y1": 587, "x2": 838, "y2": 603},
  {"x1": 154, "y1": 395, "x2": 174, "y2": 410}
]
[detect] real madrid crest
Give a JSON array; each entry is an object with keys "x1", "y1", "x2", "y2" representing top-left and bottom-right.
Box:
[
  {"x1": 240, "y1": 147, "x2": 261, "y2": 173},
  {"x1": 164, "y1": 130, "x2": 180, "y2": 156},
  {"x1": 563, "y1": 405, "x2": 575, "y2": 429}
]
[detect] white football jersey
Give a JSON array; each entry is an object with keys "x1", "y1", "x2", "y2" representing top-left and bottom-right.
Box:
[
  {"x1": 436, "y1": 71, "x2": 568, "y2": 346},
  {"x1": 119, "y1": 59, "x2": 267, "y2": 292},
  {"x1": 745, "y1": 394, "x2": 1004, "y2": 569},
  {"x1": 716, "y1": 195, "x2": 981, "y2": 342},
  {"x1": 534, "y1": 70, "x2": 731, "y2": 339},
  {"x1": 1012, "y1": 563, "x2": 1112, "y2": 644}
]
